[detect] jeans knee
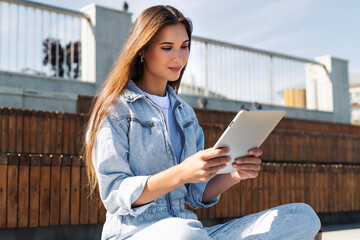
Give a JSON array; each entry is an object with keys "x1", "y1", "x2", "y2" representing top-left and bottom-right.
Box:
[
  {"x1": 293, "y1": 203, "x2": 321, "y2": 234},
  {"x1": 160, "y1": 218, "x2": 210, "y2": 240}
]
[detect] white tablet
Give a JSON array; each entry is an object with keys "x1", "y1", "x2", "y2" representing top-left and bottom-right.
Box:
[{"x1": 213, "y1": 110, "x2": 285, "y2": 174}]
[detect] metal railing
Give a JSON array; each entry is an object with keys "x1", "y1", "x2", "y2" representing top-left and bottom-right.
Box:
[
  {"x1": 182, "y1": 36, "x2": 328, "y2": 111},
  {"x1": 0, "y1": 0, "x2": 331, "y2": 111},
  {"x1": 0, "y1": 0, "x2": 88, "y2": 80}
]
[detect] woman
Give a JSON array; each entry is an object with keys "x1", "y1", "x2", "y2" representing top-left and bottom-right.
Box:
[{"x1": 84, "y1": 5, "x2": 321, "y2": 240}]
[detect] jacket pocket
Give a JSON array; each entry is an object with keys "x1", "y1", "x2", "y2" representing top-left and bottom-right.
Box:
[{"x1": 128, "y1": 117, "x2": 156, "y2": 135}]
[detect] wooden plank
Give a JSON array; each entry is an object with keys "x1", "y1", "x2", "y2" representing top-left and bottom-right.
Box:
[
  {"x1": 0, "y1": 153, "x2": 8, "y2": 228},
  {"x1": 69, "y1": 116, "x2": 76, "y2": 155},
  {"x1": 18, "y1": 154, "x2": 30, "y2": 227},
  {"x1": 30, "y1": 111, "x2": 38, "y2": 153},
  {"x1": 313, "y1": 166, "x2": 321, "y2": 212},
  {"x1": 334, "y1": 165, "x2": 341, "y2": 212},
  {"x1": 290, "y1": 164, "x2": 296, "y2": 203},
  {"x1": 343, "y1": 166, "x2": 350, "y2": 212},
  {"x1": 50, "y1": 112, "x2": 57, "y2": 153},
  {"x1": 23, "y1": 110, "x2": 31, "y2": 153},
  {"x1": 56, "y1": 113, "x2": 63, "y2": 154},
  {"x1": 267, "y1": 163, "x2": 275, "y2": 209},
  {"x1": 15, "y1": 109, "x2": 23, "y2": 152},
  {"x1": 63, "y1": 114, "x2": 70, "y2": 154},
  {"x1": 349, "y1": 166, "x2": 356, "y2": 211},
  {"x1": 246, "y1": 177, "x2": 253, "y2": 215},
  {"x1": 29, "y1": 154, "x2": 41, "y2": 227},
  {"x1": 71, "y1": 156, "x2": 81, "y2": 225},
  {"x1": 39, "y1": 155, "x2": 51, "y2": 227},
  {"x1": 297, "y1": 164, "x2": 306, "y2": 203},
  {"x1": 251, "y1": 174, "x2": 258, "y2": 214},
  {"x1": 356, "y1": 167, "x2": 360, "y2": 211},
  {"x1": 8, "y1": 109, "x2": 16, "y2": 152},
  {"x1": 220, "y1": 185, "x2": 228, "y2": 219},
  {"x1": 1, "y1": 108, "x2": 9, "y2": 152},
  {"x1": 99, "y1": 200, "x2": 106, "y2": 224},
  {"x1": 327, "y1": 164, "x2": 334, "y2": 213},
  {"x1": 256, "y1": 169, "x2": 264, "y2": 213},
  {"x1": 50, "y1": 155, "x2": 61, "y2": 226},
  {"x1": 233, "y1": 177, "x2": 241, "y2": 217},
  {"x1": 75, "y1": 115, "x2": 82, "y2": 154},
  {"x1": 36, "y1": 112, "x2": 44, "y2": 153},
  {"x1": 280, "y1": 164, "x2": 287, "y2": 205},
  {"x1": 240, "y1": 180, "x2": 246, "y2": 217},
  {"x1": 60, "y1": 155, "x2": 71, "y2": 225},
  {"x1": 89, "y1": 187, "x2": 99, "y2": 224},
  {"x1": 43, "y1": 112, "x2": 51, "y2": 153},
  {"x1": 80, "y1": 163, "x2": 89, "y2": 224},
  {"x1": 322, "y1": 165, "x2": 330, "y2": 213},
  {"x1": 7, "y1": 153, "x2": 19, "y2": 228},
  {"x1": 263, "y1": 165, "x2": 270, "y2": 211}
]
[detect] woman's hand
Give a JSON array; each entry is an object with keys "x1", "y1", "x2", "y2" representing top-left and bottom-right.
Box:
[
  {"x1": 230, "y1": 148, "x2": 262, "y2": 182},
  {"x1": 178, "y1": 148, "x2": 231, "y2": 184}
]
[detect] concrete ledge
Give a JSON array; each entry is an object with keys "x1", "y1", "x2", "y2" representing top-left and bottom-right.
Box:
[
  {"x1": 179, "y1": 93, "x2": 349, "y2": 124},
  {"x1": 0, "y1": 224, "x2": 102, "y2": 240}
]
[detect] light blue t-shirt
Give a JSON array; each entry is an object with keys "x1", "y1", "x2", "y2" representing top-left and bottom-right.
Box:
[{"x1": 140, "y1": 89, "x2": 183, "y2": 164}]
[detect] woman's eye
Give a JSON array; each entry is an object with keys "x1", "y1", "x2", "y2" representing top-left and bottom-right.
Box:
[{"x1": 161, "y1": 46, "x2": 189, "y2": 51}]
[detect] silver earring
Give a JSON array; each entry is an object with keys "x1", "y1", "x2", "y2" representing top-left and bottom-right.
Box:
[{"x1": 140, "y1": 56, "x2": 144, "y2": 62}]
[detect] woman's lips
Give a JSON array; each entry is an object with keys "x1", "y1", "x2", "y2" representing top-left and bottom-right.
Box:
[{"x1": 168, "y1": 67, "x2": 181, "y2": 72}]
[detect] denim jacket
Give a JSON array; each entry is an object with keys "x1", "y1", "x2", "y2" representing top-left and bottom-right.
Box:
[{"x1": 88, "y1": 80, "x2": 220, "y2": 239}]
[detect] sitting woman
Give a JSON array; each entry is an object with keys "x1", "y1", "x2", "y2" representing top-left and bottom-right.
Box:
[{"x1": 84, "y1": 5, "x2": 321, "y2": 240}]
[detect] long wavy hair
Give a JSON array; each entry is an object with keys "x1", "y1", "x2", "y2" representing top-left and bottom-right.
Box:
[{"x1": 82, "y1": 5, "x2": 193, "y2": 195}]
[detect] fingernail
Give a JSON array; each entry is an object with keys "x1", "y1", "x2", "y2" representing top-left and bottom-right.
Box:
[{"x1": 236, "y1": 159, "x2": 242, "y2": 164}]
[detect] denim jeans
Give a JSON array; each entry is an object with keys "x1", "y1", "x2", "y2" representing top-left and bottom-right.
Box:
[{"x1": 125, "y1": 203, "x2": 321, "y2": 240}]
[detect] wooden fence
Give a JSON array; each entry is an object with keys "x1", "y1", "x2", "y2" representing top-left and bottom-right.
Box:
[
  {"x1": 0, "y1": 107, "x2": 86, "y2": 155},
  {"x1": 1, "y1": 107, "x2": 360, "y2": 164},
  {"x1": 0, "y1": 106, "x2": 360, "y2": 229},
  {"x1": 1, "y1": 153, "x2": 359, "y2": 228}
]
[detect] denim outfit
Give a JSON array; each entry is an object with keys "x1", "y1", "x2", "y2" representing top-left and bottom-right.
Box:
[{"x1": 90, "y1": 80, "x2": 321, "y2": 240}]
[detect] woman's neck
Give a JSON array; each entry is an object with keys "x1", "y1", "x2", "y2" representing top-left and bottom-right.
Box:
[{"x1": 136, "y1": 77, "x2": 167, "y2": 97}]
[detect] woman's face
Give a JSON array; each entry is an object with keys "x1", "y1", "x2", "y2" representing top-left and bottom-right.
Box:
[{"x1": 142, "y1": 23, "x2": 190, "y2": 83}]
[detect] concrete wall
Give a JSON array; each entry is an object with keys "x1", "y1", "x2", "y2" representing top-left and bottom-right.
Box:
[{"x1": 0, "y1": 71, "x2": 95, "y2": 112}]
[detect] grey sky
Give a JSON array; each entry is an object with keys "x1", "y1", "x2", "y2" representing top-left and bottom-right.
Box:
[{"x1": 31, "y1": 0, "x2": 360, "y2": 73}]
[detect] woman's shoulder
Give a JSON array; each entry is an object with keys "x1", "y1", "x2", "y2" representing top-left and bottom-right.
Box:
[{"x1": 105, "y1": 95, "x2": 131, "y2": 122}]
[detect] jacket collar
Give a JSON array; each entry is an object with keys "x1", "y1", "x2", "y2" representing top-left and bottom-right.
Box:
[{"x1": 123, "y1": 80, "x2": 184, "y2": 109}]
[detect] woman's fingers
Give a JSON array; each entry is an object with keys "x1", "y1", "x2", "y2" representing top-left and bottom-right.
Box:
[
  {"x1": 201, "y1": 147, "x2": 230, "y2": 160},
  {"x1": 206, "y1": 156, "x2": 231, "y2": 167},
  {"x1": 208, "y1": 163, "x2": 227, "y2": 173},
  {"x1": 248, "y1": 148, "x2": 263, "y2": 157},
  {"x1": 237, "y1": 170, "x2": 259, "y2": 179},
  {"x1": 232, "y1": 162, "x2": 261, "y2": 171},
  {"x1": 235, "y1": 156, "x2": 262, "y2": 165}
]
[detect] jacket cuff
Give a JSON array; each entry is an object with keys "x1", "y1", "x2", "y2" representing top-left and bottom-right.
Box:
[
  {"x1": 193, "y1": 181, "x2": 221, "y2": 208},
  {"x1": 116, "y1": 175, "x2": 155, "y2": 217}
]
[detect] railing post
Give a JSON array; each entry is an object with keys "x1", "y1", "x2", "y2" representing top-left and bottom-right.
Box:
[
  {"x1": 204, "y1": 42, "x2": 209, "y2": 97},
  {"x1": 269, "y1": 55, "x2": 273, "y2": 104},
  {"x1": 80, "y1": 4, "x2": 132, "y2": 89},
  {"x1": 315, "y1": 55, "x2": 350, "y2": 123}
]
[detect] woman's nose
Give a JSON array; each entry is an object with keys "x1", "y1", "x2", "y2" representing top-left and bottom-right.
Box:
[{"x1": 173, "y1": 48, "x2": 188, "y2": 62}]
